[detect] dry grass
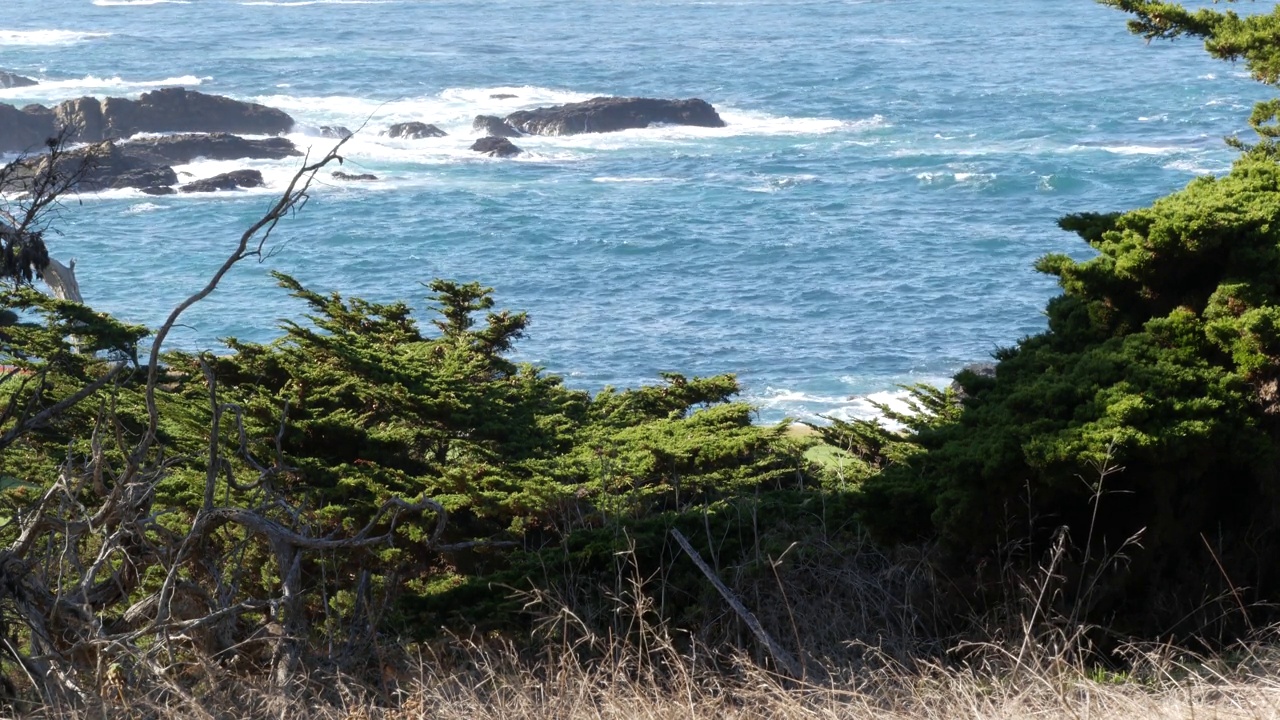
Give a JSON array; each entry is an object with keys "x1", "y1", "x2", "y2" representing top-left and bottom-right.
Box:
[
  {"x1": 16, "y1": 502, "x2": 1280, "y2": 719},
  {"x1": 27, "y1": 559, "x2": 1280, "y2": 720},
  {"x1": 37, "y1": 633, "x2": 1280, "y2": 720}
]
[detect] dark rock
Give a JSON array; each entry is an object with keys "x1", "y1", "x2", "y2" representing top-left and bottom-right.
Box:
[
  {"x1": 504, "y1": 96, "x2": 725, "y2": 136},
  {"x1": 0, "y1": 88, "x2": 295, "y2": 153},
  {"x1": 386, "y1": 122, "x2": 446, "y2": 139},
  {"x1": 179, "y1": 169, "x2": 264, "y2": 193},
  {"x1": 472, "y1": 114, "x2": 521, "y2": 138},
  {"x1": 1, "y1": 90, "x2": 295, "y2": 153},
  {"x1": 319, "y1": 125, "x2": 352, "y2": 139},
  {"x1": 331, "y1": 171, "x2": 378, "y2": 181},
  {"x1": 0, "y1": 103, "x2": 56, "y2": 153},
  {"x1": 140, "y1": 186, "x2": 176, "y2": 196},
  {"x1": 121, "y1": 133, "x2": 299, "y2": 165},
  {"x1": 470, "y1": 136, "x2": 522, "y2": 158},
  {"x1": 81, "y1": 142, "x2": 178, "y2": 190},
  {"x1": 52, "y1": 96, "x2": 107, "y2": 141},
  {"x1": 81, "y1": 143, "x2": 179, "y2": 191},
  {"x1": 92, "y1": 88, "x2": 294, "y2": 139},
  {"x1": 0, "y1": 71, "x2": 37, "y2": 89},
  {"x1": 0, "y1": 139, "x2": 179, "y2": 193},
  {"x1": 489, "y1": 93, "x2": 517, "y2": 100}
]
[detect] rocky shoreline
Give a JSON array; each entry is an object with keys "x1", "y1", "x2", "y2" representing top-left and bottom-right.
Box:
[{"x1": 0, "y1": 82, "x2": 728, "y2": 195}]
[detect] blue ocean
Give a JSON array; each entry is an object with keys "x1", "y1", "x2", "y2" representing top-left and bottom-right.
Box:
[{"x1": 0, "y1": 0, "x2": 1271, "y2": 422}]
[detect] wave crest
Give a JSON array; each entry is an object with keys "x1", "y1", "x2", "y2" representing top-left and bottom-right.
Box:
[{"x1": 0, "y1": 30, "x2": 112, "y2": 46}]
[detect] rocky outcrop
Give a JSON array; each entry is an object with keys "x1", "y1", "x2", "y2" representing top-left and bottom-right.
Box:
[
  {"x1": 118, "y1": 131, "x2": 299, "y2": 165},
  {"x1": 120, "y1": 133, "x2": 299, "y2": 165},
  {"x1": 0, "y1": 71, "x2": 37, "y2": 89},
  {"x1": 4, "y1": 140, "x2": 179, "y2": 193},
  {"x1": 85, "y1": 143, "x2": 180, "y2": 192},
  {"x1": 319, "y1": 125, "x2": 352, "y2": 139},
  {"x1": 472, "y1": 114, "x2": 521, "y2": 138},
  {"x1": 0, "y1": 88, "x2": 295, "y2": 152},
  {"x1": 470, "y1": 136, "x2": 522, "y2": 157},
  {"x1": 386, "y1": 122, "x2": 446, "y2": 139},
  {"x1": 0, "y1": 103, "x2": 56, "y2": 153},
  {"x1": 504, "y1": 97, "x2": 725, "y2": 136},
  {"x1": 179, "y1": 169, "x2": 264, "y2": 193},
  {"x1": 93, "y1": 88, "x2": 294, "y2": 138},
  {"x1": 331, "y1": 171, "x2": 378, "y2": 181},
  {"x1": 2, "y1": 133, "x2": 284, "y2": 194}
]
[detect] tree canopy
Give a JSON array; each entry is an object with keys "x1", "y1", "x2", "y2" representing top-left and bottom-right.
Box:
[{"x1": 832, "y1": 0, "x2": 1280, "y2": 641}]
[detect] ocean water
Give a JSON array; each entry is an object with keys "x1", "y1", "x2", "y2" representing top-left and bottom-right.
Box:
[{"x1": 0, "y1": 0, "x2": 1273, "y2": 422}]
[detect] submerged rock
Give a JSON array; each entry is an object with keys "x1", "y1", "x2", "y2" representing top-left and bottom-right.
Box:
[
  {"x1": 504, "y1": 96, "x2": 724, "y2": 136},
  {"x1": 470, "y1": 136, "x2": 522, "y2": 157},
  {"x1": 331, "y1": 171, "x2": 378, "y2": 181},
  {"x1": 489, "y1": 93, "x2": 517, "y2": 100},
  {"x1": 472, "y1": 114, "x2": 521, "y2": 138},
  {"x1": 0, "y1": 71, "x2": 37, "y2": 89},
  {"x1": 179, "y1": 169, "x2": 264, "y2": 193},
  {"x1": 121, "y1": 133, "x2": 299, "y2": 165},
  {"x1": 386, "y1": 121, "x2": 446, "y2": 139},
  {"x1": 319, "y1": 125, "x2": 353, "y2": 139}
]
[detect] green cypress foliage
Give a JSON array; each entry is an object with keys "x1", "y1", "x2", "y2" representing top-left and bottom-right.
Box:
[{"x1": 854, "y1": 1, "x2": 1280, "y2": 638}]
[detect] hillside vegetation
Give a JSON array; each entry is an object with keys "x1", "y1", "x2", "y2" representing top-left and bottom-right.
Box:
[{"x1": 2, "y1": 1, "x2": 1280, "y2": 716}]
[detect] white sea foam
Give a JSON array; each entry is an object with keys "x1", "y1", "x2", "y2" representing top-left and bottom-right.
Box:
[
  {"x1": 0, "y1": 75, "x2": 208, "y2": 102},
  {"x1": 1070, "y1": 143, "x2": 1181, "y2": 156},
  {"x1": 1163, "y1": 158, "x2": 1225, "y2": 175},
  {"x1": 252, "y1": 85, "x2": 876, "y2": 173},
  {"x1": 172, "y1": 158, "x2": 297, "y2": 196},
  {"x1": 0, "y1": 30, "x2": 112, "y2": 46},
  {"x1": 746, "y1": 174, "x2": 821, "y2": 193},
  {"x1": 125, "y1": 202, "x2": 165, "y2": 214},
  {"x1": 241, "y1": 86, "x2": 868, "y2": 177},
  {"x1": 916, "y1": 170, "x2": 995, "y2": 185},
  {"x1": 752, "y1": 386, "x2": 922, "y2": 426}
]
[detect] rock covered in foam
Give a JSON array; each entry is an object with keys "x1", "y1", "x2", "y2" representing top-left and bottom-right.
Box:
[
  {"x1": 470, "y1": 136, "x2": 522, "y2": 157},
  {"x1": 386, "y1": 121, "x2": 447, "y2": 139},
  {"x1": 504, "y1": 97, "x2": 725, "y2": 136},
  {"x1": 472, "y1": 115, "x2": 522, "y2": 137},
  {"x1": 180, "y1": 169, "x2": 264, "y2": 193},
  {"x1": 319, "y1": 125, "x2": 352, "y2": 139}
]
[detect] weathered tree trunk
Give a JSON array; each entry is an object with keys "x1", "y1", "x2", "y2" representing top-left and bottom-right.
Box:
[{"x1": 41, "y1": 257, "x2": 82, "y2": 303}]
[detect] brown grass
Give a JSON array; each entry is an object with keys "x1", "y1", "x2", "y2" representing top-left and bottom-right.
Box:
[
  {"x1": 34, "y1": 632, "x2": 1280, "y2": 720},
  {"x1": 25, "y1": 544, "x2": 1280, "y2": 720},
  {"x1": 13, "y1": 484, "x2": 1279, "y2": 720}
]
